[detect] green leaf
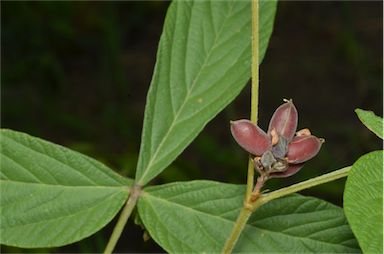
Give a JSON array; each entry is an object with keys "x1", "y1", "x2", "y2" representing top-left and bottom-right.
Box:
[
  {"x1": 344, "y1": 151, "x2": 383, "y2": 254},
  {"x1": 355, "y1": 109, "x2": 383, "y2": 139},
  {"x1": 138, "y1": 180, "x2": 360, "y2": 253},
  {"x1": 135, "y1": 0, "x2": 277, "y2": 185},
  {"x1": 0, "y1": 129, "x2": 132, "y2": 248}
]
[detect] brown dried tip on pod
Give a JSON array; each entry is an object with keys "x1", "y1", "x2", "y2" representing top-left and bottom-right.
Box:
[
  {"x1": 286, "y1": 135, "x2": 324, "y2": 164},
  {"x1": 268, "y1": 99, "x2": 298, "y2": 142},
  {"x1": 230, "y1": 119, "x2": 272, "y2": 156},
  {"x1": 268, "y1": 163, "x2": 304, "y2": 179}
]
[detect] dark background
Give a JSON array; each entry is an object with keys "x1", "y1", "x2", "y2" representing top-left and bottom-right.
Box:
[{"x1": 1, "y1": 1, "x2": 382, "y2": 253}]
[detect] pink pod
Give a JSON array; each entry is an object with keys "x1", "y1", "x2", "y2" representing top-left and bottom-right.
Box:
[
  {"x1": 268, "y1": 100, "x2": 298, "y2": 141},
  {"x1": 268, "y1": 163, "x2": 304, "y2": 179},
  {"x1": 230, "y1": 119, "x2": 272, "y2": 156},
  {"x1": 287, "y1": 135, "x2": 323, "y2": 164}
]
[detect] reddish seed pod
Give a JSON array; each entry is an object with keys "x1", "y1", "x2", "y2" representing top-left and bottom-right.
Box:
[
  {"x1": 230, "y1": 119, "x2": 272, "y2": 156},
  {"x1": 286, "y1": 135, "x2": 323, "y2": 164},
  {"x1": 268, "y1": 163, "x2": 304, "y2": 179},
  {"x1": 268, "y1": 99, "x2": 298, "y2": 142}
]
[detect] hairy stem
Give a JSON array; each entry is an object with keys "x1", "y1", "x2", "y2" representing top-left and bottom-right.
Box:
[
  {"x1": 221, "y1": 208, "x2": 252, "y2": 254},
  {"x1": 250, "y1": 0, "x2": 259, "y2": 124},
  {"x1": 257, "y1": 166, "x2": 351, "y2": 207},
  {"x1": 246, "y1": 0, "x2": 260, "y2": 205},
  {"x1": 222, "y1": 1, "x2": 259, "y2": 253},
  {"x1": 104, "y1": 185, "x2": 141, "y2": 254},
  {"x1": 245, "y1": 158, "x2": 255, "y2": 201}
]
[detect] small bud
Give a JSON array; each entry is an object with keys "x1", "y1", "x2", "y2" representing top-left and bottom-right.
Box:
[
  {"x1": 271, "y1": 159, "x2": 289, "y2": 172},
  {"x1": 230, "y1": 119, "x2": 272, "y2": 156},
  {"x1": 287, "y1": 135, "x2": 323, "y2": 164},
  {"x1": 268, "y1": 163, "x2": 304, "y2": 179},
  {"x1": 260, "y1": 150, "x2": 276, "y2": 169},
  {"x1": 268, "y1": 99, "x2": 298, "y2": 141}
]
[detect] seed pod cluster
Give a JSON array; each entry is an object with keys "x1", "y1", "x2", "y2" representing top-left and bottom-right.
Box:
[{"x1": 230, "y1": 99, "x2": 324, "y2": 179}]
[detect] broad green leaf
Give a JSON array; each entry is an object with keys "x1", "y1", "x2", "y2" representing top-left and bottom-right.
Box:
[
  {"x1": 344, "y1": 151, "x2": 383, "y2": 254},
  {"x1": 138, "y1": 180, "x2": 360, "y2": 253},
  {"x1": 135, "y1": 0, "x2": 278, "y2": 185},
  {"x1": 355, "y1": 109, "x2": 383, "y2": 139},
  {"x1": 0, "y1": 129, "x2": 132, "y2": 248}
]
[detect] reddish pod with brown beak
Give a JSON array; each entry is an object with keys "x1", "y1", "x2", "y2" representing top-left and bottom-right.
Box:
[
  {"x1": 287, "y1": 135, "x2": 324, "y2": 164},
  {"x1": 268, "y1": 99, "x2": 298, "y2": 142}
]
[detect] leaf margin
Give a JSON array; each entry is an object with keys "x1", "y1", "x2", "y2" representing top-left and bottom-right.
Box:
[
  {"x1": 0, "y1": 129, "x2": 133, "y2": 248},
  {"x1": 355, "y1": 108, "x2": 383, "y2": 139}
]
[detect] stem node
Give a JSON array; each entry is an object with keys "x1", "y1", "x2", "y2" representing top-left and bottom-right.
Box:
[{"x1": 103, "y1": 184, "x2": 142, "y2": 254}]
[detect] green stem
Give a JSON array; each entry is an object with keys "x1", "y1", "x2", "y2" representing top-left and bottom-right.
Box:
[
  {"x1": 246, "y1": 0, "x2": 259, "y2": 208},
  {"x1": 221, "y1": 208, "x2": 252, "y2": 254},
  {"x1": 104, "y1": 185, "x2": 141, "y2": 254},
  {"x1": 245, "y1": 158, "x2": 255, "y2": 201},
  {"x1": 257, "y1": 166, "x2": 351, "y2": 206},
  {"x1": 250, "y1": 0, "x2": 259, "y2": 124},
  {"x1": 222, "y1": 1, "x2": 259, "y2": 253}
]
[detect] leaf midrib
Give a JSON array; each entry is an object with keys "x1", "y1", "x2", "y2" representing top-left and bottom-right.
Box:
[
  {"x1": 0, "y1": 179, "x2": 130, "y2": 190},
  {"x1": 137, "y1": 0, "x2": 239, "y2": 184}
]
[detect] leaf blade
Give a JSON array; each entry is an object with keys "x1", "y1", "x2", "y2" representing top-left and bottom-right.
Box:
[
  {"x1": 0, "y1": 129, "x2": 132, "y2": 248},
  {"x1": 355, "y1": 108, "x2": 383, "y2": 139},
  {"x1": 138, "y1": 180, "x2": 360, "y2": 253},
  {"x1": 344, "y1": 150, "x2": 383, "y2": 254},
  {"x1": 135, "y1": 0, "x2": 277, "y2": 185}
]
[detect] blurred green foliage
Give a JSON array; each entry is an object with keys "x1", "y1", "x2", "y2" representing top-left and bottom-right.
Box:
[{"x1": 1, "y1": 1, "x2": 382, "y2": 253}]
